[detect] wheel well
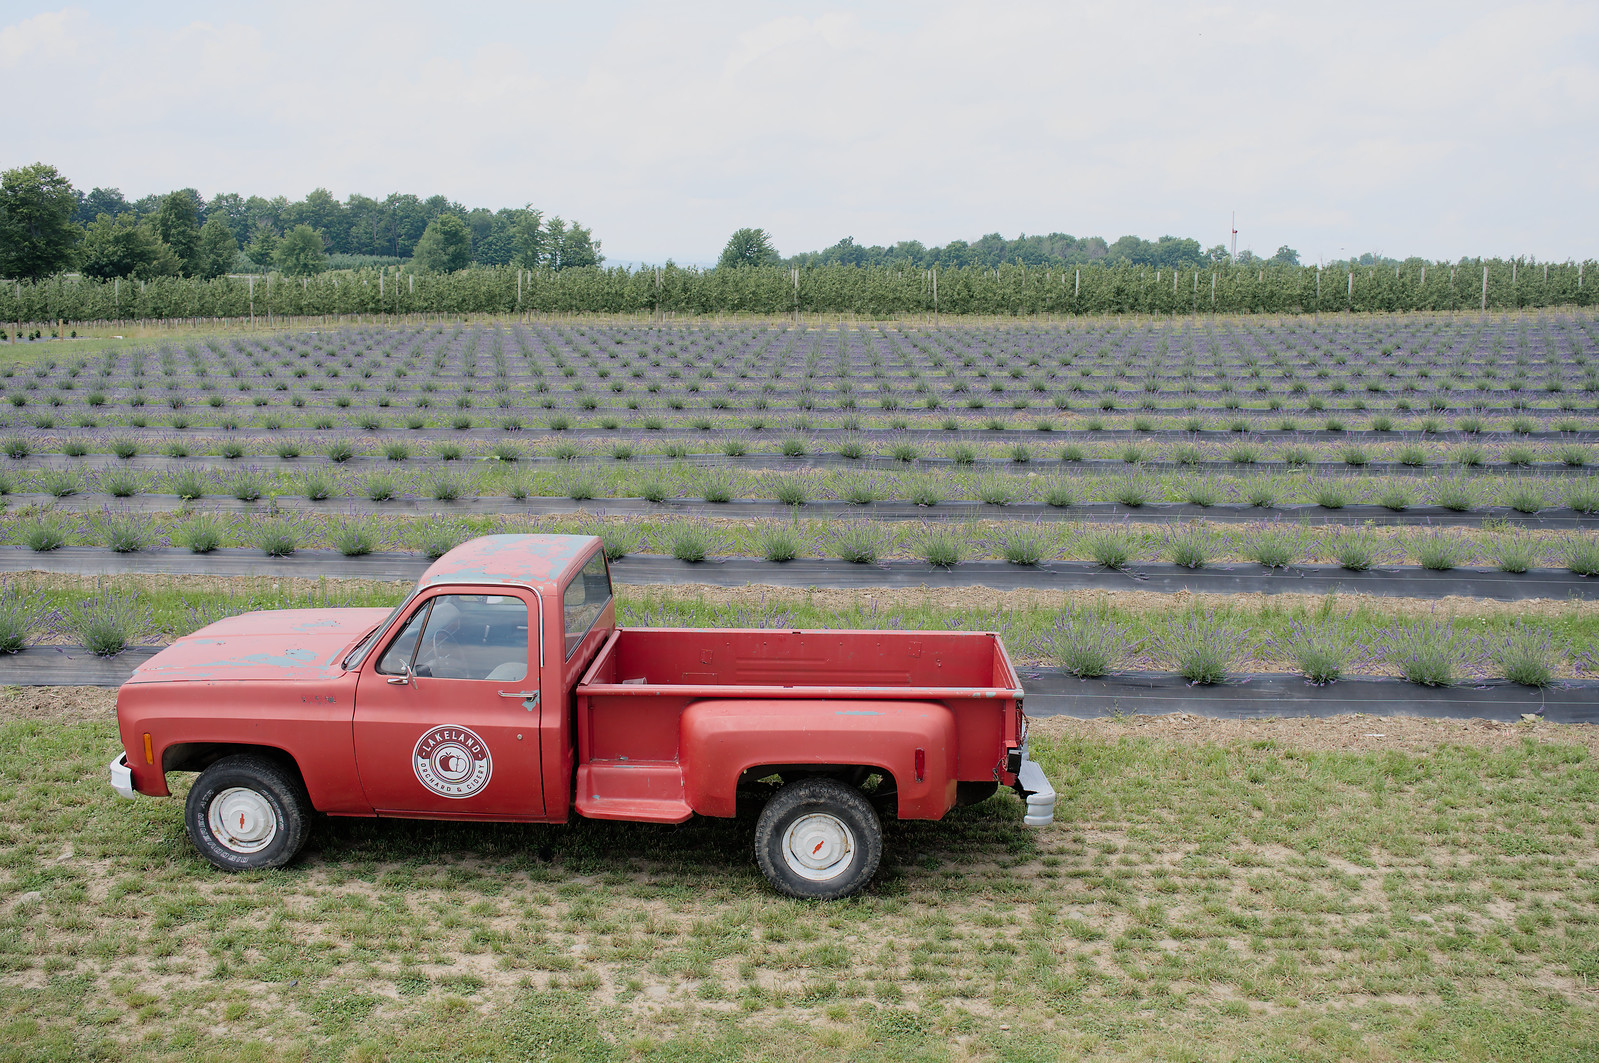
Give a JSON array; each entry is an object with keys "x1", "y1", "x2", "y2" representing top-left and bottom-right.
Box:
[
  {"x1": 737, "y1": 764, "x2": 898, "y2": 811},
  {"x1": 162, "y1": 742, "x2": 302, "y2": 782}
]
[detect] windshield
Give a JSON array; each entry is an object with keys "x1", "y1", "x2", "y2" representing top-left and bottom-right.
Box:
[{"x1": 341, "y1": 597, "x2": 411, "y2": 670}]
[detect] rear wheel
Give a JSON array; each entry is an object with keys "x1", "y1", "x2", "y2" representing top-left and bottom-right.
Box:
[
  {"x1": 755, "y1": 778, "x2": 882, "y2": 899},
  {"x1": 184, "y1": 754, "x2": 311, "y2": 871}
]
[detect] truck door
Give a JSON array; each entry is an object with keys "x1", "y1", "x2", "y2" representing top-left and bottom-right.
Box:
[{"x1": 353, "y1": 588, "x2": 546, "y2": 819}]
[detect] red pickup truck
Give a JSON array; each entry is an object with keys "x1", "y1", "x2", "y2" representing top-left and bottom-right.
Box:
[{"x1": 111, "y1": 534, "x2": 1054, "y2": 898}]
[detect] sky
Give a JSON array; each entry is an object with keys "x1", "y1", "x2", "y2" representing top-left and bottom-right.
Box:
[{"x1": 3, "y1": 1, "x2": 1595, "y2": 267}]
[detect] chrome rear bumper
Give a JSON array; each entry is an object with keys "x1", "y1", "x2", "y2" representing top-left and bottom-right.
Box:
[
  {"x1": 1013, "y1": 743, "x2": 1055, "y2": 827},
  {"x1": 109, "y1": 753, "x2": 136, "y2": 800}
]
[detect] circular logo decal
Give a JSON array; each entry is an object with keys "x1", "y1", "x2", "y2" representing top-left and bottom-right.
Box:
[{"x1": 413, "y1": 725, "x2": 493, "y2": 799}]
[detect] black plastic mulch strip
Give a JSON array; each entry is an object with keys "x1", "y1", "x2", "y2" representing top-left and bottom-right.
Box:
[
  {"x1": 8, "y1": 648, "x2": 1597, "y2": 727},
  {"x1": 1, "y1": 645, "x2": 161, "y2": 686},
  {"x1": 611, "y1": 557, "x2": 1597, "y2": 600},
  {"x1": 12, "y1": 452, "x2": 1596, "y2": 479},
  {"x1": 0, "y1": 547, "x2": 431, "y2": 582},
  {"x1": 1, "y1": 548, "x2": 1592, "y2": 601},
  {"x1": 11, "y1": 493, "x2": 1597, "y2": 528},
  {"x1": 1017, "y1": 671, "x2": 1599, "y2": 725}
]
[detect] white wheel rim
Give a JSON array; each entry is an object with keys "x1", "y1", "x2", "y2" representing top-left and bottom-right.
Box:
[
  {"x1": 781, "y1": 812, "x2": 856, "y2": 881},
  {"x1": 207, "y1": 787, "x2": 279, "y2": 854}
]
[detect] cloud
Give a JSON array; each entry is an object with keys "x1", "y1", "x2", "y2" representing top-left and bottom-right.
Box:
[{"x1": 3, "y1": 1, "x2": 1594, "y2": 262}]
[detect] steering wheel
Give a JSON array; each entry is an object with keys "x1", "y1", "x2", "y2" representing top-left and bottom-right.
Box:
[{"x1": 423, "y1": 628, "x2": 463, "y2": 678}]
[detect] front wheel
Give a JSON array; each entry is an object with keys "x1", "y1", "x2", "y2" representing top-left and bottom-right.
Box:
[
  {"x1": 754, "y1": 778, "x2": 882, "y2": 899},
  {"x1": 184, "y1": 754, "x2": 311, "y2": 871}
]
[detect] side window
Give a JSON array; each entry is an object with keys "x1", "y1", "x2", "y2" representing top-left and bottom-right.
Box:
[
  {"x1": 563, "y1": 553, "x2": 612, "y2": 660},
  {"x1": 378, "y1": 594, "x2": 529, "y2": 682}
]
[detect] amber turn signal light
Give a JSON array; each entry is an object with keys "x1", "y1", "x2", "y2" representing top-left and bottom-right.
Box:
[{"x1": 143, "y1": 733, "x2": 154, "y2": 765}]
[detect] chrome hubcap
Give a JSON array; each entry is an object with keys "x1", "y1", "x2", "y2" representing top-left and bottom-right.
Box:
[
  {"x1": 781, "y1": 813, "x2": 855, "y2": 881},
  {"x1": 207, "y1": 787, "x2": 278, "y2": 854}
]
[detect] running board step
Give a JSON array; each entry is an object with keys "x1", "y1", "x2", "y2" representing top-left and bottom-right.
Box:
[{"x1": 575, "y1": 762, "x2": 692, "y2": 823}]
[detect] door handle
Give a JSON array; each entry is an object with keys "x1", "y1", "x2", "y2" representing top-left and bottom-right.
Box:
[
  {"x1": 386, "y1": 675, "x2": 410, "y2": 685},
  {"x1": 498, "y1": 691, "x2": 540, "y2": 710}
]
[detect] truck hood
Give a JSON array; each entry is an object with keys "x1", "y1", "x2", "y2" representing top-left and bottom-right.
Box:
[{"x1": 125, "y1": 608, "x2": 393, "y2": 684}]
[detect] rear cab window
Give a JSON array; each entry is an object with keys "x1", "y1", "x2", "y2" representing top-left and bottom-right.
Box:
[{"x1": 562, "y1": 552, "x2": 612, "y2": 660}]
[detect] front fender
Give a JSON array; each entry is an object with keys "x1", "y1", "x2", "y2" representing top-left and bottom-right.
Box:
[{"x1": 680, "y1": 699, "x2": 956, "y2": 820}]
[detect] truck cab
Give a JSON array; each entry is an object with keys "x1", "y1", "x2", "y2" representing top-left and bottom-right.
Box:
[{"x1": 111, "y1": 534, "x2": 1054, "y2": 898}]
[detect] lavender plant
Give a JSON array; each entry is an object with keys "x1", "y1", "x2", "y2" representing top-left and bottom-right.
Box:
[
  {"x1": 1271, "y1": 618, "x2": 1359, "y2": 685},
  {"x1": 256, "y1": 520, "x2": 300, "y2": 558},
  {"x1": 1412, "y1": 532, "x2": 1467, "y2": 571},
  {"x1": 331, "y1": 517, "x2": 378, "y2": 557},
  {"x1": 176, "y1": 512, "x2": 224, "y2": 554},
  {"x1": 1565, "y1": 536, "x2": 1599, "y2": 577},
  {"x1": 1000, "y1": 524, "x2": 1052, "y2": 566},
  {"x1": 415, "y1": 519, "x2": 467, "y2": 561},
  {"x1": 1489, "y1": 622, "x2": 1559, "y2": 688},
  {"x1": 832, "y1": 521, "x2": 887, "y2": 564},
  {"x1": 1381, "y1": 618, "x2": 1471, "y2": 686},
  {"x1": 759, "y1": 525, "x2": 799, "y2": 562},
  {"x1": 0, "y1": 576, "x2": 47, "y2": 653},
  {"x1": 1152, "y1": 613, "x2": 1250, "y2": 684},
  {"x1": 1049, "y1": 606, "x2": 1125, "y2": 678},
  {"x1": 101, "y1": 511, "x2": 149, "y2": 553},
  {"x1": 919, "y1": 524, "x2": 963, "y2": 568},
  {"x1": 55, "y1": 584, "x2": 153, "y2": 657},
  {"x1": 1084, "y1": 529, "x2": 1130, "y2": 569},
  {"x1": 16, "y1": 512, "x2": 71, "y2": 551},
  {"x1": 669, "y1": 525, "x2": 710, "y2": 562}
]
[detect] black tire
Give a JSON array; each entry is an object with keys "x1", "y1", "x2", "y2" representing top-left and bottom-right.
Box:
[
  {"x1": 754, "y1": 777, "x2": 882, "y2": 900},
  {"x1": 184, "y1": 754, "x2": 311, "y2": 872}
]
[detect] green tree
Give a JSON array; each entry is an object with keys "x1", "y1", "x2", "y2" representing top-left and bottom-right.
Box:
[
  {"x1": 546, "y1": 216, "x2": 600, "y2": 270},
  {"x1": 0, "y1": 162, "x2": 80, "y2": 280},
  {"x1": 508, "y1": 207, "x2": 546, "y2": 268},
  {"x1": 75, "y1": 186, "x2": 131, "y2": 227},
  {"x1": 244, "y1": 225, "x2": 279, "y2": 269},
  {"x1": 77, "y1": 212, "x2": 168, "y2": 279},
  {"x1": 1271, "y1": 245, "x2": 1301, "y2": 266},
  {"x1": 717, "y1": 227, "x2": 780, "y2": 269},
  {"x1": 274, "y1": 224, "x2": 327, "y2": 276},
  {"x1": 412, "y1": 213, "x2": 472, "y2": 272},
  {"x1": 151, "y1": 191, "x2": 202, "y2": 274},
  {"x1": 193, "y1": 214, "x2": 239, "y2": 279},
  {"x1": 134, "y1": 226, "x2": 183, "y2": 280}
]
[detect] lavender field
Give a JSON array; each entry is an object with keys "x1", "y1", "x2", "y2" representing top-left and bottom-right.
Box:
[{"x1": 1, "y1": 311, "x2": 1596, "y2": 685}]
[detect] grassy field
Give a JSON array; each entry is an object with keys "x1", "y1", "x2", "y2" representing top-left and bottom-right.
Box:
[{"x1": 1, "y1": 692, "x2": 1596, "y2": 1062}]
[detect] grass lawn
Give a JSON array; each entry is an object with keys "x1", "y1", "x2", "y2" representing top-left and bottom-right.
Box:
[{"x1": 1, "y1": 692, "x2": 1596, "y2": 1062}]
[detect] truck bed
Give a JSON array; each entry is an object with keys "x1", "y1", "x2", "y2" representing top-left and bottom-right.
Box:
[{"x1": 572, "y1": 628, "x2": 1025, "y2": 823}]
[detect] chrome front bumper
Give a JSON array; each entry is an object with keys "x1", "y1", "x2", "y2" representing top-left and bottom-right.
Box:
[
  {"x1": 1013, "y1": 742, "x2": 1056, "y2": 827},
  {"x1": 109, "y1": 753, "x2": 137, "y2": 800}
]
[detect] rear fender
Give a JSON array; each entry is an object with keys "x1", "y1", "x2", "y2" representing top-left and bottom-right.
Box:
[{"x1": 680, "y1": 699, "x2": 956, "y2": 820}]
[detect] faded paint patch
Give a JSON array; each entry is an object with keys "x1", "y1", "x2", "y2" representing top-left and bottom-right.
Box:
[{"x1": 419, "y1": 534, "x2": 594, "y2": 590}]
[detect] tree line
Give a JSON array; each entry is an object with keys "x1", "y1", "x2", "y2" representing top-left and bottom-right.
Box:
[
  {"x1": 0, "y1": 163, "x2": 601, "y2": 283},
  {"x1": 2, "y1": 260, "x2": 1592, "y2": 327}
]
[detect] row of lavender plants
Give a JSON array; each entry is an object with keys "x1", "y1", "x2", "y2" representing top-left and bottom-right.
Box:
[
  {"x1": 1, "y1": 573, "x2": 1588, "y2": 689},
  {"x1": 7, "y1": 459, "x2": 1597, "y2": 515},
  {"x1": 6, "y1": 508, "x2": 1597, "y2": 576},
  {"x1": 4, "y1": 429, "x2": 1594, "y2": 471}
]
